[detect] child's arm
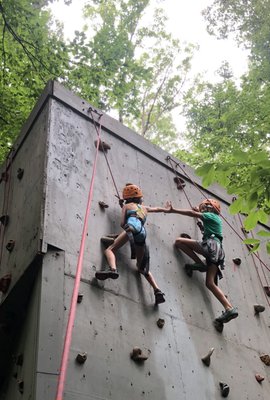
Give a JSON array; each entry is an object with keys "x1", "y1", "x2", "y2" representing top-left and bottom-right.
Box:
[
  {"x1": 170, "y1": 206, "x2": 203, "y2": 219},
  {"x1": 145, "y1": 201, "x2": 172, "y2": 213}
]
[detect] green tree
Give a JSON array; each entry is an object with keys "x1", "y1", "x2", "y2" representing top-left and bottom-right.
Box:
[
  {"x1": 67, "y1": 0, "x2": 194, "y2": 150},
  {"x1": 0, "y1": 0, "x2": 69, "y2": 161},
  {"x1": 180, "y1": 1, "x2": 270, "y2": 253}
]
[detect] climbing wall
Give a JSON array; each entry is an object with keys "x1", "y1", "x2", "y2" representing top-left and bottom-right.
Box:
[{"x1": 0, "y1": 81, "x2": 269, "y2": 400}]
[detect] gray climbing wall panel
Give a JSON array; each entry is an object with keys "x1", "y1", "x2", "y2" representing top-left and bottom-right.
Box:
[{"x1": 0, "y1": 81, "x2": 269, "y2": 400}]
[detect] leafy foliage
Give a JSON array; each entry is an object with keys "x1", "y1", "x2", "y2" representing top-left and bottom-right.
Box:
[
  {"x1": 0, "y1": 0, "x2": 69, "y2": 160},
  {"x1": 181, "y1": 2, "x2": 270, "y2": 253}
]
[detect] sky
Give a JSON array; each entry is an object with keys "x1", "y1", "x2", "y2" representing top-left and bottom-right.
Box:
[
  {"x1": 49, "y1": 0, "x2": 249, "y2": 133},
  {"x1": 50, "y1": 0, "x2": 249, "y2": 81}
]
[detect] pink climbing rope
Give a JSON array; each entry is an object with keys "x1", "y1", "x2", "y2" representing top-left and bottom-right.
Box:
[{"x1": 55, "y1": 115, "x2": 102, "y2": 400}]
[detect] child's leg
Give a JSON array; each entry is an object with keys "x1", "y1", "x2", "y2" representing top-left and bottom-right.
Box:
[
  {"x1": 174, "y1": 237, "x2": 206, "y2": 265},
  {"x1": 205, "y1": 264, "x2": 233, "y2": 310},
  {"x1": 136, "y1": 245, "x2": 165, "y2": 303},
  {"x1": 104, "y1": 231, "x2": 129, "y2": 269}
]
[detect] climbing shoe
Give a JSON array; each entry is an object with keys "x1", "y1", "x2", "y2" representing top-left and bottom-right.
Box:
[
  {"x1": 184, "y1": 264, "x2": 193, "y2": 277},
  {"x1": 95, "y1": 266, "x2": 119, "y2": 281},
  {"x1": 215, "y1": 307, "x2": 238, "y2": 324},
  {"x1": 184, "y1": 263, "x2": 207, "y2": 277},
  {"x1": 154, "y1": 289, "x2": 165, "y2": 305}
]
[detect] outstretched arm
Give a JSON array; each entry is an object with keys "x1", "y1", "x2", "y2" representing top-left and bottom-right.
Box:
[
  {"x1": 171, "y1": 206, "x2": 203, "y2": 219},
  {"x1": 145, "y1": 201, "x2": 172, "y2": 213}
]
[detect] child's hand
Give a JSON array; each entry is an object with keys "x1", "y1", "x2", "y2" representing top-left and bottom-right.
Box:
[
  {"x1": 165, "y1": 200, "x2": 173, "y2": 212},
  {"x1": 192, "y1": 206, "x2": 199, "y2": 212}
]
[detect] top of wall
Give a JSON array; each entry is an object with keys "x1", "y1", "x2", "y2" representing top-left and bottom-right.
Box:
[{"x1": 4, "y1": 80, "x2": 232, "y2": 204}]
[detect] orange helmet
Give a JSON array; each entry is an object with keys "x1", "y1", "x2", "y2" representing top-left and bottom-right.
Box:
[
  {"x1": 199, "y1": 198, "x2": 221, "y2": 214},
  {"x1": 122, "y1": 184, "x2": 143, "y2": 200}
]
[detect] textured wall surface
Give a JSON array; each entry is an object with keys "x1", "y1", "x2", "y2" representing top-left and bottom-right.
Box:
[{"x1": 0, "y1": 81, "x2": 269, "y2": 400}]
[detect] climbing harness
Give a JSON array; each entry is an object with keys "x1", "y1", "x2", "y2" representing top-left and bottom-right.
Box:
[{"x1": 55, "y1": 109, "x2": 103, "y2": 400}]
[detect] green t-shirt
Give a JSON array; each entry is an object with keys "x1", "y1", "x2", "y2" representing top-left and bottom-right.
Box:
[{"x1": 202, "y1": 212, "x2": 223, "y2": 241}]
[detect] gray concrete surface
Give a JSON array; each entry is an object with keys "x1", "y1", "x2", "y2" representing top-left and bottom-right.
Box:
[{"x1": 0, "y1": 81, "x2": 269, "y2": 400}]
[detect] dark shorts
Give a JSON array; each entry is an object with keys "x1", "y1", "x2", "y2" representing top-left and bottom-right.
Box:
[{"x1": 197, "y1": 238, "x2": 225, "y2": 279}]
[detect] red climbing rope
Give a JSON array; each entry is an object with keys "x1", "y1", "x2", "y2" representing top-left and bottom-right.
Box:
[
  {"x1": 55, "y1": 114, "x2": 103, "y2": 400},
  {"x1": 88, "y1": 107, "x2": 121, "y2": 201}
]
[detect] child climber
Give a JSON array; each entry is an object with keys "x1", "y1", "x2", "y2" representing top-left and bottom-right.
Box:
[
  {"x1": 170, "y1": 198, "x2": 238, "y2": 324},
  {"x1": 95, "y1": 183, "x2": 171, "y2": 304}
]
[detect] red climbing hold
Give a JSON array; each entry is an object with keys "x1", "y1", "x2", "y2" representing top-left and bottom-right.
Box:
[{"x1": 255, "y1": 374, "x2": 264, "y2": 383}]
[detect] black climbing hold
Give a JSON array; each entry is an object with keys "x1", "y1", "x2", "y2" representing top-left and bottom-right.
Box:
[
  {"x1": 95, "y1": 140, "x2": 111, "y2": 152},
  {"x1": 77, "y1": 293, "x2": 84, "y2": 304},
  {"x1": 173, "y1": 176, "x2": 186, "y2": 190},
  {"x1": 130, "y1": 347, "x2": 149, "y2": 362},
  {"x1": 180, "y1": 233, "x2": 191, "y2": 239},
  {"x1": 0, "y1": 215, "x2": 9, "y2": 226},
  {"x1": 16, "y1": 354, "x2": 24, "y2": 366},
  {"x1": 76, "y1": 352, "x2": 87, "y2": 364},
  {"x1": 6, "y1": 240, "x2": 15, "y2": 252},
  {"x1": 17, "y1": 168, "x2": 24, "y2": 180},
  {"x1": 99, "y1": 201, "x2": 109, "y2": 209},
  {"x1": 156, "y1": 318, "x2": 165, "y2": 329},
  {"x1": 260, "y1": 354, "x2": 270, "y2": 366},
  {"x1": 254, "y1": 304, "x2": 265, "y2": 315},
  {"x1": 0, "y1": 273, "x2": 12, "y2": 294},
  {"x1": 213, "y1": 320, "x2": 224, "y2": 333},
  {"x1": 232, "y1": 258, "x2": 241, "y2": 266},
  {"x1": 219, "y1": 382, "x2": 230, "y2": 397},
  {"x1": 18, "y1": 380, "x2": 24, "y2": 394}
]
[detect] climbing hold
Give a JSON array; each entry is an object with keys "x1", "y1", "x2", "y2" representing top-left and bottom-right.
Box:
[
  {"x1": 219, "y1": 382, "x2": 230, "y2": 398},
  {"x1": 173, "y1": 176, "x2": 186, "y2": 190},
  {"x1": 16, "y1": 354, "x2": 24, "y2": 367},
  {"x1": 0, "y1": 215, "x2": 9, "y2": 226},
  {"x1": 77, "y1": 293, "x2": 84, "y2": 304},
  {"x1": 76, "y1": 352, "x2": 87, "y2": 364},
  {"x1": 232, "y1": 258, "x2": 241, "y2": 266},
  {"x1": 201, "y1": 347, "x2": 215, "y2": 367},
  {"x1": 1, "y1": 172, "x2": 8, "y2": 182},
  {"x1": 241, "y1": 227, "x2": 249, "y2": 235},
  {"x1": 17, "y1": 168, "x2": 24, "y2": 180},
  {"x1": 99, "y1": 201, "x2": 109, "y2": 209},
  {"x1": 263, "y1": 286, "x2": 270, "y2": 297},
  {"x1": 6, "y1": 240, "x2": 15, "y2": 252},
  {"x1": 156, "y1": 318, "x2": 165, "y2": 329},
  {"x1": 260, "y1": 354, "x2": 270, "y2": 366},
  {"x1": 17, "y1": 380, "x2": 24, "y2": 394},
  {"x1": 130, "y1": 347, "x2": 149, "y2": 362},
  {"x1": 255, "y1": 374, "x2": 264, "y2": 383},
  {"x1": 254, "y1": 304, "x2": 265, "y2": 315},
  {"x1": 180, "y1": 233, "x2": 191, "y2": 239},
  {"x1": 100, "y1": 236, "x2": 116, "y2": 246},
  {"x1": 94, "y1": 139, "x2": 111, "y2": 152},
  {"x1": 0, "y1": 273, "x2": 12, "y2": 294},
  {"x1": 213, "y1": 320, "x2": 224, "y2": 333}
]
